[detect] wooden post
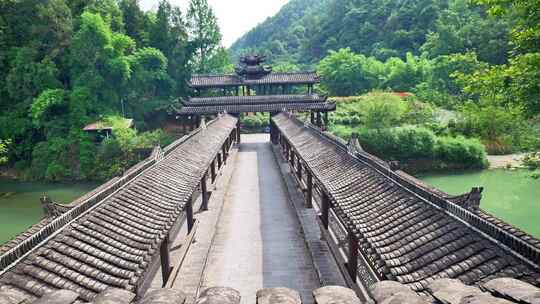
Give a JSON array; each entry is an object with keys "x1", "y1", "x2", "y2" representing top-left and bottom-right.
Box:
[
  {"x1": 306, "y1": 171, "x2": 313, "y2": 208},
  {"x1": 347, "y1": 231, "x2": 359, "y2": 281},
  {"x1": 321, "y1": 192, "x2": 330, "y2": 229},
  {"x1": 296, "y1": 157, "x2": 302, "y2": 180},
  {"x1": 247, "y1": 86, "x2": 251, "y2": 96},
  {"x1": 160, "y1": 235, "x2": 171, "y2": 286},
  {"x1": 217, "y1": 153, "x2": 222, "y2": 169},
  {"x1": 222, "y1": 145, "x2": 227, "y2": 164},
  {"x1": 310, "y1": 112, "x2": 315, "y2": 124},
  {"x1": 236, "y1": 120, "x2": 241, "y2": 143},
  {"x1": 290, "y1": 150, "x2": 295, "y2": 167},
  {"x1": 186, "y1": 197, "x2": 194, "y2": 234},
  {"x1": 235, "y1": 86, "x2": 239, "y2": 96},
  {"x1": 211, "y1": 159, "x2": 217, "y2": 183},
  {"x1": 201, "y1": 173, "x2": 209, "y2": 211},
  {"x1": 324, "y1": 112, "x2": 329, "y2": 126},
  {"x1": 316, "y1": 112, "x2": 322, "y2": 128}
]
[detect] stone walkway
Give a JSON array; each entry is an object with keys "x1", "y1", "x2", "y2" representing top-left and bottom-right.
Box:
[{"x1": 200, "y1": 134, "x2": 320, "y2": 304}]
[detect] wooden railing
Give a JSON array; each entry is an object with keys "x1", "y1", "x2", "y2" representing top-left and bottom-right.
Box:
[
  {"x1": 0, "y1": 115, "x2": 242, "y2": 279},
  {"x1": 271, "y1": 112, "x2": 540, "y2": 281}
]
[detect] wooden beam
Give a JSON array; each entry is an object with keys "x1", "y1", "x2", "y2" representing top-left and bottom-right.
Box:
[
  {"x1": 211, "y1": 159, "x2": 217, "y2": 183},
  {"x1": 160, "y1": 235, "x2": 171, "y2": 286},
  {"x1": 186, "y1": 197, "x2": 194, "y2": 234},
  {"x1": 201, "y1": 173, "x2": 209, "y2": 211},
  {"x1": 321, "y1": 193, "x2": 330, "y2": 229},
  {"x1": 347, "y1": 231, "x2": 359, "y2": 281},
  {"x1": 306, "y1": 171, "x2": 313, "y2": 208}
]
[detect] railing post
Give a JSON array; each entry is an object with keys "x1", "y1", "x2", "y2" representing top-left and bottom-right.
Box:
[
  {"x1": 290, "y1": 149, "x2": 295, "y2": 167},
  {"x1": 310, "y1": 112, "x2": 315, "y2": 124},
  {"x1": 217, "y1": 153, "x2": 223, "y2": 168},
  {"x1": 222, "y1": 145, "x2": 227, "y2": 164},
  {"x1": 316, "y1": 112, "x2": 322, "y2": 128},
  {"x1": 186, "y1": 196, "x2": 194, "y2": 234},
  {"x1": 211, "y1": 159, "x2": 217, "y2": 183},
  {"x1": 296, "y1": 158, "x2": 302, "y2": 181},
  {"x1": 347, "y1": 231, "x2": 359, "y2": 281},
  {"x1": 306, "y1": 171, "x2": 313, "y2": 208},
  {"x1": 160, "y1": 234, "x2": 171, "y2": 286},
  {"x1": 201, "y1": 173, "x2": 209, "y2": 211},
  {"x1": 236, "y1": 120, "x2": 241, "y2": 143},
  {"x1": 321, "y1": 192, "x2": 330, "y2": 229}
]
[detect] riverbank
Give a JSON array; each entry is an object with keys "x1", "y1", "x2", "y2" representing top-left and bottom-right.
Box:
[{"x1": 487, "y1": 153, "x2": 526, "y2": 169}]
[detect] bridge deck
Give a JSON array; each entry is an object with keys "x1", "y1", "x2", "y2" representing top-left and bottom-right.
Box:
[{"x1": 200, "y1": 134, "x2": 320, "y2": 303}]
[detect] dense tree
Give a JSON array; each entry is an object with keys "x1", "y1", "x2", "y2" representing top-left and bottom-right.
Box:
[
  {"x1": 0, "y1": 0, "x2": 229, "y2": 180},
  {"x1": 187, "y1": 0, "x2": 222, "y2": 73}
]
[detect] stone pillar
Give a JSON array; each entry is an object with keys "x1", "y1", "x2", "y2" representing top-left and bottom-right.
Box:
[
  {"x1": 257, "y1": 288, "x2": 301, "y2": 304},
  {"x1": 196, "y1": 287, "x2": 240, "y2": 304}
]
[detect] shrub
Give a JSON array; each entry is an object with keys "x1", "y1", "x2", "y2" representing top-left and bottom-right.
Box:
[
  {"x1": 358, "y1": 126, "x2": 436, "y2": 160},
  {"x1": 242, "y1": 113, "x2": 268, "y2": 131},
  {"x1": 435, "y1": 136, "x2": 488, "y2": 168},
  {"x1": 350, "y1": 126, "x2": 487, "y2": 169},
  {"x1": 0, "y1": 139, "x2": 10, "y2": 165}
]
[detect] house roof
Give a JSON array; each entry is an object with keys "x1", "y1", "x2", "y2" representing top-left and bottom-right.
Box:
[
  {"x1": 189, "y1": 72, "x2": 320, "y2": 89},
  {"x1": 83, "y1": 119, "x2": 134, "y2": 132},
  {"x1": 272, "y1": 113, "x2": 540, "y2": 293},
  {"x1": 177, "y1": 94, "x2": 335, "y2": 115},
  {"x1": 0, "y1": 115, "x2": 238, "y2": 302}
]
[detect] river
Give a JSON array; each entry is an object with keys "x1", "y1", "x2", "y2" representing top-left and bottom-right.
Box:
[
  {"x1": 419, "y1": 169, "x2": 540, "y2": 238},
  {"x1": 0, "y1": 170, "x2": 538, "y2": 244},
  {"x1": 0, "y1": 179, "x2": 98, "y2": 244}
]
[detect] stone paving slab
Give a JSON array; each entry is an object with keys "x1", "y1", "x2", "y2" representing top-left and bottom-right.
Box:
[
  {"x1": 149, "y1": 147, "x2": 240, "y2": 303},
  {"x1": 200, "y1": 134, "x2": 320, "y2": 304},
  {"x1": 271, "y1": 144, "x2": 347, "y2": 288}
]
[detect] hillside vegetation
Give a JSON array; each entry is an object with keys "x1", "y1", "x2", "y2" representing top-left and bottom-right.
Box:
[
  {"x1": 0, "y1": 0, "x2": 231, "y2": 181},
  {"x1": 231, "y1": 0, "x2": 540, "y2": 164}
]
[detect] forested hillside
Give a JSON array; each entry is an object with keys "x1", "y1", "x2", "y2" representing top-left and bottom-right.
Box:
[
  {"x1": 230, "y1": 0, "x2": 510, "y2": 65},
  {"x1": 0, "y1": 0, "x2": 230, "y2": 181},
  {"x1": 231, "y1": 0, "x2": 540, "y2": 170}
]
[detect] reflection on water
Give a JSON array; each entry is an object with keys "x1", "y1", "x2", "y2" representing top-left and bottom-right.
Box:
[
  {"x1": 419, "y1": 169, "x2": 540, "y2": 238},
  {"x1": 0, "y1": 179, "x2": 98, "y2": 243}
]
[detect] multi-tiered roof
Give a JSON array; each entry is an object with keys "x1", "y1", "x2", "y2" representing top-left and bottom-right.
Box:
[{"x1": 181, "y1": 55, "x2": 333, "y2": 115}]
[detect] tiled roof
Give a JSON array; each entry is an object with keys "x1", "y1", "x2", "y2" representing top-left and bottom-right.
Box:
[
  {"x1": 178, "y1": 94, "x2": 335, "y2": 114},
  {"x1": 0, "y1": 115, "x2": 238, "y2": 302},
  {"x1": 185, "y1": 94, "x2": 327, "y2": 106},
  {"x1": 189, "y1": 72, "x2": 319, "y2": 88},
  {"x1": 272, "y1": 113, "x2": 540, "y2": 293}
]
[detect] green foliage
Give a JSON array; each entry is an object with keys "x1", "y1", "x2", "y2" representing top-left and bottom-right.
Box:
[
  {"x1": 0, "y1": 139, "x2": 10, "y2": 165},
  {"x1": 317, "y1": 48, "x2": 379, "y2": 96},
  {"x1": 355, "y1": 127, "x2": 487, "y2": 169},
  {"x1": 187, "y1": 0, "x2": 222, "y2": 73},
  {"x1": 31, "y1": 89, "x2": 67, "y2": 126},
  {"x1": 230, "y1": 0, "x2": 510, "y2": 66},
  {"x1": 242, "y1": 113, "x2": 269, "y2": 132},
  {"x1": 329, "y1": 92, "x2": 487, "y2": 169},
  {"x1": 453, "y1": 98, "x2": 539, "y2": 154},
  {"x1": 0, "y1": 0, "x2": 230, "y2": 181}
]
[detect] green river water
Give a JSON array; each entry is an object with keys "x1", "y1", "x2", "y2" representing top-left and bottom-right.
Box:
[
  {"x1": 0, "y1": 169, "x2": 538, "y2": 244},
  {"x1": 419, "y1": 169, "x2": 540, "y2": 238},
  {"x1": 0, "y1": 179, "x2": 98, "y2": 244}
]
